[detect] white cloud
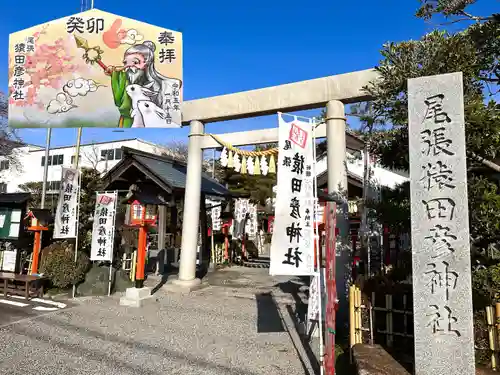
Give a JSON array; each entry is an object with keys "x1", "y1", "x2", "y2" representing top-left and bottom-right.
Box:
[
  {"x1": 121, "y1": 29, "x2": 144, "y2": 45},
  {"x1": 63, "y1": 78, "x2": 102, "y2": 97},
  {"x1": 47, "y1": 93, "x2": 76, "y2": 114}
]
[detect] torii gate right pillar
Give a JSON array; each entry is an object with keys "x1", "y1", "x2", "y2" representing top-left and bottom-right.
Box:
[{"x1": 326, "y1": 100, "x2": 350, "y2": 334}]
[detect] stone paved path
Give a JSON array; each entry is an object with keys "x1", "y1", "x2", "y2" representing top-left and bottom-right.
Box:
[{"x1": 0, "y1": 267, "x2": 321, "y2": 375}]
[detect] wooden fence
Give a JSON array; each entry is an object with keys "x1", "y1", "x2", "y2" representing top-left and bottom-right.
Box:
[
  {"x1": 350, "y1": 284, "x2": 500, "y2": 371},
  {"x1": 349, "y1": 284, "x2": 416, "y2": 370},
  {"x1": 484, "y1": 304, "x2": 500, "y2": 370}
]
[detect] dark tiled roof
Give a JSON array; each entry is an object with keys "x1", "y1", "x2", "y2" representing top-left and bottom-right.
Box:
[
  {"x1": 0, "y1": 192, "x2": 30, "y2": 204},
  {"x1": 107, "y1": 148, "x2": 229, "y2": 197}
]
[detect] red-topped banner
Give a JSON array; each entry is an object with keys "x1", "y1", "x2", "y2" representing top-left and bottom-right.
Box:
[{"x1": 324, "y1": 201, "x2": 337, "y2": 375}]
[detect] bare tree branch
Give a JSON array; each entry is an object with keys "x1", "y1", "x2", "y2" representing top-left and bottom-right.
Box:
[
  {"x1": 469, "y1": 151, "x2": 500, "y2": 173},
  {"x1": 160, "y1": 140, "x2": 189, "y2": 163},
  {"x1": 82, "y1": 142, "x2": 102, "y2": 171},
  {"x1": 0, "y1": 91, "x2": 23, "y2": 176}
]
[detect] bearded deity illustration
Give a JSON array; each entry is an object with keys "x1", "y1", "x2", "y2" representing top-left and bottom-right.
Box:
[
  {"x1": 76, "y1": 35, "x2": 182, "y2": 128},
  {"x1": 102, "y1": 40, "x2": 182, "y2": 128}
]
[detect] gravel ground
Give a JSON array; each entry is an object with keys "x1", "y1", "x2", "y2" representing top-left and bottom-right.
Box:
[{"x1": 0, "y1": 268, "x2": 319, "y2": 375}]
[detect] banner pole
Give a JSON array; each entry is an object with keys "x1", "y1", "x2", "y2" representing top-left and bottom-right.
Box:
[
  {"x1": 72, "y1": 127, "x2": 83, "y2": 299},
  {"x1": 40, "y1": 128, "x2": 52, "y2": 209},
  {"x1": 312, "y1": 117, "x2": 325, "y2": 375},
  {"x1": 108, "y1": 191, "x2": 118, "y2": 296},
  {"x1": 32, "y1": 128, "x2": 52, "y2": 275}
]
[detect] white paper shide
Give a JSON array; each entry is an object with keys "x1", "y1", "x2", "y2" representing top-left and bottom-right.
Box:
[
  {"x1": 90, "y1": 192, "x2": 117, "y2": 262},
  {"x1": 53, "y1": 167, "x2": 79, "y2": 239},
  {"x1": 270, "y1": 115, "x2": 315, "y2": 276}
]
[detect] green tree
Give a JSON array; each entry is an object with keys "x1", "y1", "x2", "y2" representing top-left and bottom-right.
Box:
[
  {"x1": 358, "y1": 1, "x2": 500, "y2": 303},
  {"x1": 77, "y1": 167, "x2": 104, "y2": 253},
  {"x1": 18, "y1": 181, "x2": 43, "y2": 208},
  {"x1": 217, "y1": 143, "x2": 277, "y2": 205}
]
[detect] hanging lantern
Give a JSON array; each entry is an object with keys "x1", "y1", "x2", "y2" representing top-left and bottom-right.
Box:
[{"x1": 130, "y1": 200, "x2": 157, "y2": 226}]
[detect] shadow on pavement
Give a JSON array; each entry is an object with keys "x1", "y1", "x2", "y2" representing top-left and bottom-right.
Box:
[
  {"x1": 13, "y1": 315, "x2": 262, "y2": 375},
  {"x1": 274, "y1": 278, "x2": 310, "y2": 324},
  {"x1": 273, "y1": 277, "x2": 355, "y2": 375},
  {"x1": 255, "y1": 293, "x2": 285, "y2": 333},
  {"x1": 256, "y1": 277, "x2": 322, "y2": 375},
  {"x1": 284, "y1": 304, "x2": 321, "y2": 375}
]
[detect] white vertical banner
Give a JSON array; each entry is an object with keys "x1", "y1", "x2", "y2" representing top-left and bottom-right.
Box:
[
  {"x1": 307, "y1": 268, "x2": 326, "y2": 321},
  {"x1": 232, "y1": 198, "x2": 249, "y2": 237},
  {"x1": 90, "y1": 191, "x2": 118, "y2": 262},
  {"x1": 245, "y1": 203, "x2": 258, "y2": 238},
  {"x1": 211, "y1": 203, "x2": 221, "y2": 231},
  {"x1": 53, "y1": 167, "x2": 80, "y2": 239},
  {"x1": 270, "y1": 114, "x2": 315, "y2": 276}
]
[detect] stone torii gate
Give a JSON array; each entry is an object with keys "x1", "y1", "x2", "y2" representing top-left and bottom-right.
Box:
[{"x1": 170, "y1": 68, "x2": 378, "y2": 293}]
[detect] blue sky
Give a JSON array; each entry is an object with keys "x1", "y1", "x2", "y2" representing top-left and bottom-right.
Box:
[{"x1": 0, "y1": 0, "x2": 494, "y2": 149}]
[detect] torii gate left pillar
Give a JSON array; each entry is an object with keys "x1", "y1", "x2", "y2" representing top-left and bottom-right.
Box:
[{"x1": 170, "y1": 120, "x2": 205, "y2": 291}]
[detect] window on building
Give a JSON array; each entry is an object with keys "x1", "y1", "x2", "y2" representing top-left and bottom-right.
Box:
[
  {"x1": 0, "y1": 183, "x2": 7, "y2": 193},
  {"x1": 0, "y1": 160, "x2": 9, "y2": 171},
  {"x1": 42, "y1": 154, "x2": 64, "y2": 166},
  {"x1": 53, "y1": 154, "x2": 64, "y2": 165},
  {"x1": 47, "y1": 180, "x2": 61, "y2": 192},
  {"x1": 71, "y1": 155, "x2": 81, "y2": 165},
  {"x1": 100, "y1": 148, "x2": 123, "y2": 161},
  {"x1": 114, "y1": 148, "x2": 123, "y2": 160},
  {"x1": 101, "y1": 149, "x2": 115, "y2": 161},
  {"x1": 9, "y1": 208, "x2": 21, "y2": 238}
]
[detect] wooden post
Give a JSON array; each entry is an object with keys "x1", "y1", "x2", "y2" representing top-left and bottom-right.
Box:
[
  {"x1": 349, "y1": 285, "x2": 355, "y2": 362},
  {"x1": 241, "y1": 235, "x2": 246, "y2": 260},
  {"x1": 349, "y1": 286, "x2": 355, "y2": 345},
  {"x1": 30, "y1": 230, "x2": 42, "y2": 274},
  {"x1": 369, "y1": 298, "x2": 374, "y2": 345},
  {"x1": 386, "y1": 294, "x2": 393, "y2": 347},
  {"x1": 496, "y1": 303, "x2": 500, "y2": 356},
  {"x1": 200, "y1": 194, "x2": 208, "y2": 266},
  {"x1": 403, "y1": 294, "x2": 408, "y2": 344},
  {"x1": 27, "y1": 225, "x2": 48, "y2": 275},
  {"x1": 356, "y1": 286, "x2": 363, "y2": 344},
  {"x1": 223, "y1": 223, "x2": 230, "y2": 262},
  {"x1": 372, "y1": 291, "x2": 377, "y2": 343},
  {"x1": 130, "y1": 251, "x2": 137, "y2": 282},
  {"x1": 486, "y1": 306, "x2": 498, "y2": 370},
  {"x1": 135, "y1": 206, "x2": 147, "y2": 288}
]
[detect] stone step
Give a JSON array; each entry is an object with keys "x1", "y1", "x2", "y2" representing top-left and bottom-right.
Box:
[{"x1": 242, "y1": 261, "x2": 270, "y2": 268}]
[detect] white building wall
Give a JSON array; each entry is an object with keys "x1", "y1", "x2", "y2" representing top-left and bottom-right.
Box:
[
  {"x1": 315, "y1": 151, "x2": 408, "y2": 190},
  {"x1": 0, "y1": 138, "x2": 165, "y2": 193},
  {"x1": 267, "y1": 152, "x2": 409, "y2": 209},
  {"x1": 346, "y1": 153, "x2": 408, "y2": 190}
]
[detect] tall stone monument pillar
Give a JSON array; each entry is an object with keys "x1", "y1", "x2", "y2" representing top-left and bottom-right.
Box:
[{"x1": 408, "y1": 72, "x2": 475, "y2": 375}]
